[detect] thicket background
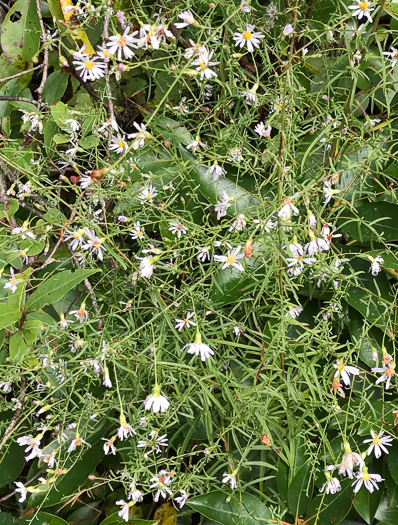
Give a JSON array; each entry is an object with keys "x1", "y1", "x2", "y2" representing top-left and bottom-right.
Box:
[{"x1": 0, "y1": 0, "x2": 398, "y2": 524}]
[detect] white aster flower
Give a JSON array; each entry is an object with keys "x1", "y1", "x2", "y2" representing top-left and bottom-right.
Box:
[
  {"x1": 371, "y1": 364, "x2": 397, "y2": 390},
  {"x1": 228, "y1": 147, "x2": 243, "y2": 163},
  {"x1": 168, "y1": 221, "x2": 189, "y2": 238},
  {"x1": 283, "y1": 24, "x2": 294, "y2": 36},
  {"x1": 286, "y1": 306, "x2": 303, "y2": 319},
  {"x1": 214, "y1": 190, "x2": 231, "y2": 220},
  {"x1": 82, "y1": 229, "x2": 106, "y2": 261},
  {"x1": 333, "y1": 361, "x2": 360, "y2": 386},
  {"x1": 363, "y1": 430, "x2": 393, "y2": 459},
  {"x1": 127, "y1": 482, "x2": 144, "y2": 503},
  {"x1": 109, "y1": 136, "x2": 129, "y2": 154},
  {"x1": 184, "y1": 331, "x2": 214, "y2": 361},
  {"x1": 286, "y1": 243, "x2": 316, "y2": 276},
  {"x1": 130, "y1": 222, "x2": 145, "y2": 240},
  {"x1": 241, "y1": 84, "x2": 259, "y2": 105},
  {"x1": 208, "y1": 163, "x2": 226, "y2": 181},
  {"x1": 70, "y1": 302, "x2": 88, "y2": 323},
  {"x1": 63, "y1": 229, "x2": 86, "y2": 251},
  {"x1": 150, "y1": 473, "x2": 173, "y2": 502},
  {"x1": 233, "y1": 24, "x2": 264, "y2": 52},
  {"x1": 175, "y1": 10, "x2": 197, "y2": 28},
  {"x1": 172, "y1": 98, "x2": 189, "y2": 114},
  {"x1": 254, "y1": 121, "x2": 272, "y2": 138},
  {"x1": 129, "y1": 122, "x2": 148, "y2": 150},
  {"x1": 320, "y1": 473, "x2": 341, "y2": 495},
  {"x1": 0, "y1": 381, "x2": 12, "y2": 392},
  {"x1": 175, "y1": 490, "x2": 189, "y2": 508},
  {"x1": 4, "y1": 268, "x2": 21, "y2": 294},
  {"x1": 230, "y1": 214, "x2": 247, "y2": 232},
  {"x1": 323, "y1": 180, "x2": 340, "y2": 204},
  {"x1": 144, "y1": 384, "x2": 170, "y2": 413},
  {"x1": 62, "y1": 119, "x2": 80, "y2": 133},
  {"x1": 336, "y1": 443, "x2": 365, "y2": 478},
  {"x1": 214, "y1": 245, "x2": 245, "y2": 271},
  {"x1": 67, "y1": 435, "x2": 89, "y2": 453},
  {"x1": 14, "y1": 482, "x2": 28, "y2": 502},
  {"x1": 118, "y1": 414, "x2": 136, "y2": 440},
  {"x1": 102, "y1": 437, "x2": 117, "y2": 455},
  {"x1": 348, "y1": 0, "x2": 374, "y2": 23},
  {"x1": 116, "y1": 500, "x2": 130, "y2": 522},
  {"x1": 191, "y1": 49, "x2": 219, "y2": 80},
  {"x1": 196, "y1": 246, "x2": 210, "y2": 262},
  {"x1": 278, "y1": 196, "x2": 300, "y2": 219},
  {"x1": 175, "y1": 312, "x2": 196, "y2": 332},
  {"x1": 222, "y1": 470, "x2": 238, "y2": 489},
  {"x1": 383, "y1": 47, "x2": 398, "y2": 68},
  {"x1": 369, "y1": 255, "x2": 384, "y2": 276},
  {"x1": 107, "y1": 27, "x2": 138, "y2": 59},
  {"x1": 254, "y1": 218, "x2": 276, "y2": 232},
  {"x1": 352, "y1": 467, "x2": 383, "y2": 493},
  {"x1": 139, "y1": 256, "x2": 156, "y2": 279},
  {"x1": 138, "y1": 184, "x2": 157, "y2": 203},
  {"x1": 73, "y1": 56, "x2": 106, "y2": 82}
]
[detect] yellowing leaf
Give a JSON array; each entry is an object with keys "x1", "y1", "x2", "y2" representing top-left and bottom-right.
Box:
[
  {"x1": 153, "y1": 503, "x2": 176, "y2": 525},
  {"x1": 59, "y1": 0, "x2": 95, "y2": 56}
]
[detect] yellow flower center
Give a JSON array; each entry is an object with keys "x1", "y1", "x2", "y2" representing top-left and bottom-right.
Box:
[
  {"x1": 298, "y1": 256, "x2": 304, "y2": 262},
  {"x1": 118, "y1": 37, "x2": 127, "y2": 47},
  {"x1": 102, "y1": 50, "x2": 110, "y2": 58},
  {"x1": 84, "y1": 61, "x2": 94, "y2": 70},
  {"x1": 277, "y1": 103, "x2": 282, "y2": 109},
  {"x1": 118, "y1": 141, "x2": 125, "y2": 148},
  {"x1": 199, "y1": 61, "x2": 206, "y2": 69},
  {"x1": 10, "y1": 278, "x2": 17, "y2": 285},
  {"x1": 146, "y1": 194, "x2": 153, "y2": 199},
  {"x1": 137, "y1": 231, "x2": 143, "y2": 236},
  {"x1": 359, "y1": 2, "x2": 368, "y2": 10},
  {"x1": 184, "y1": 318, "x2": 189, "y2": 323},
  {"x1": 372, "y1": 436, "x2": 381, "y2": 445},
  {"x1": 362, "y1": 473, "x2": 370, "y2": 481},
  {"x1": 73, "y1": 232, "x2": 81, "y2": 239},
  {"x1": 226, "y1": 256, "x2": 235, "y2": 264},
  {"x1": 93, "y1": 240, "x2": 101, "y2": 248},
  {"x1": 243, "y1": 31, "x2": 252, "y2": 40},
  {"x1": 337, "y1": 363, "x2": 344, "y2": 371}
]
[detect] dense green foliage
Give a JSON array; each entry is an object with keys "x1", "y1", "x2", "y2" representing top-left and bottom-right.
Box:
[{"x1": 1, "y1": 0, "x2": 398, "y2": 524}]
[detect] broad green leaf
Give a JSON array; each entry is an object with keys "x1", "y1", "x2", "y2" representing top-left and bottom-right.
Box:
[
  {"x1": 0, "y1": 198, "x2": 19, "y2": 221},
  {"x1": 0, "y1": 441, "x2": 26, "y2": 489},
  {"x1": 25, "y1": 269, "x2": 99, "y2": 312},
  {"x1": 338, "y1": 202, "x2": 398, "y2": 243},
  {"x1": 276, "y1": 460, "x2": 289, "y2": 502},
  {"x1": 0, "y1": 80, "x2": 31, "y2": 119},
  {"x1": 26, "y1": 310, "x2": 56, "y2": 326},
  {"x1": 18, "y1": 512, "x2": 69, "y2": 525},
  {"x1": 53, "y1": 134, "x2": 72, "y2": 145},
  {"x1": 187, "y1": 491, "x2": 271, "y2": 525},
  {"x1": 1, "y1": 0, "x2": 40, "y2": 70},
  {"x1": 354, "y1": 480, "x2": 383, "y2": 524},
  {"x1": 0, "y1": 304, "x2": 22, "y2": 330},
  {"x1": 305, "y1": 478, "x2": 353, "y2": 525},
  {"x1": 42, "y1": 70, "x2": 69, "y2": 105},
  {"x1": 153, "y1": 116, "x2": 194, "y2": 147},
  {"x1": 0, "y1": 512, "x2": 15, "y2": 525},
  {"x1": 287, "y1": 462, "x2": 313, "y2": 517},
  {"x1": 180, "y1": 145, "x2": 262, "y2": 216},
  {"x1": 382, "y1": 462, "x2": 398, "y2": 508},
  {"x1": 9, "y1": 331, "x2": 28, "y2": 362},
  {"x1": 388, "y1": 442, "x2": 398, "y2": 486},
  {"x1": 79, "y1": 135, "x2": 100, "y2": 149}
]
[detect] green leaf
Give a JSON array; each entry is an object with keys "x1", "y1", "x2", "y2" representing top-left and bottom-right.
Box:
[
  {"x1": 180, "y1": 145, "x2": 262, "y2": 216},
  {"x1": 187, "y1": 490, "x2": 271, "y2": 525},
  {"x1": 18, "y1": 512, "x2": 69, "y2": 525},
  {"x1": 9, "y1": 331, "x2": 28, "y2": 362},
  {"x1": 305, "y1": 478, "x2": 353, "y2": 525},
  {"x1": 0, "y1": 440, "x2": 26, "y2": 489},
  {"x1": 0, "y1": 512, "x2": 15, "y2": 525},
  {"x1": 1, "y1": 0, "x2": 40, "y2": 70},
  {"x1": 287, "y1": 462, "x2": 313, "y2": 517},
  {"x1": 354, "y1": 480, "x2": 383, "y2": 524},
  {"x1": 42, "y1": 70, "x2": 69, "y2": 105},
  {"x1": 0, "y1": 198, "x2": 19, "y2": 221},
  {"x1": 0, "y1": 304, "x2": 22, "y2": 330},
  {"x1": 79, "y1": 135, "x2": 100, "y2": 149},
  {"x1": 53, "y1": 134, "x2": 72, "y2": 145},
  {"x1": 0, "y1": 80, "x2": 31, "y2": 119},
  {"x1": 339, "y1": 202, "x2": 398, "y2": 243},
  {"x1": 388, "y1": 442, "x2": 398, "y2": 486},
  {"x1": 276, "y1": 460, "x2": 289, "y2": 502},
  {"x1": 25, "y1": 269, "x2": 99, "y2": 312},
  {"x1": 101, "y1": 514, "x2": 157, "y2": 525}
]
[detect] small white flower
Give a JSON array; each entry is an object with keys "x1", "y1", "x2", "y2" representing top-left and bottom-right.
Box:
[
  {"x1": 337, "y1": 444, "x2": 364, "y2": 478},
  {"x1": 0, "y1": 381, "x2": 12, "y2": 392},
  {"x1": 109, "y1": 136, "x2": 129, "y2": 154},
  {"x1": 175, "y1": 490, "x2": 189, "y2": 508},
  {"x1": 4, "y1": 268, "x2": 21, "y2": 294},
  {"x1": 222, "y1": 471, "x2": 238, "y2": 489},
  {"x1": 323, "y1": 180, "x2": 339, "y2": 204},
  {"x1": 233, "y1": 24, "x2": 264, "y2": 52},
  {"x1": 214, "y1": 246, "x2": 245, "y2": 271},
  {"x1": 254, "y1": 122, "x2": 272, "y2": 138},
  {"x1": 214, "y1": 190, "x2": 231, "y2": 220},
  {"x1": 107, "y1": 27, "x2": 138, "y2": 59},
  {"x1": 172, "y1": 98, "x2": 189, "y2": 114},
  {"x1": 369, "y1": 255, "x2": 384, "y2": 276},
  {"x1": 186, "y1": 139, "x2": 206, "y2": 152},
  {"x1": 352, "y1": 468, "x2": 384, "y2": 493},
  {"x1": 14, "y1": 482, "x2": 27, "y2": 502},
  {"x1": 333, "y1": 361, "x2": 360, "y2": 386},
  {"x1": 278, "y1": 196, "x2": 299, "y2": 219},
  {"x1": 241, "y1": 85, "x2": 259, "y2": 105},
  {"x1": 196, "y1": 246, "x2": 210, "y2": 262},
  {"x1": 139, "y1": 256, "x2": 156, "y2": 279},
  {"x1": 116, "y1": 500, "x2": 130, "y2": 522},
  {"x1": 130, "y1": 222, "x2": 145, "y2": 240},
  {"x1": 168, "y1": 221, "x2": 189, "y2": 238},
  {"x1": 175, "y1": 10, "x2": 197, "y2": 28},
  {"x1": 118, "y1": 415, "x2": 136, "y2": 440},
  {"x1": 98, "y1": 118, "x2": 119, "y2": 134},
  {"x1": 348, "y1": 0, "x2": 374, "y2": 23},
  {"x1": 175, "y1": 312, "x2": 196, "y2": 332},
  {"x1": 184, "y1": 332, "x2": 214, "y2": 361},
  {"x1": 363, "y1": 430, "x2": 393, "y2": 459},
  {"x1": 191, "y1": 49, "x2": 219, "y2": 80},
  {"x1": 383, "y1": 47, "x2": 398, "y2": 69},
  {"x1": 63, "y1": 229, "x2": 86, "y2": 251},
  {"x1": 129, "y1": 122, "x2": 148, "y2": 150},
  {"x1": 102, "y1": 437, "x2": 117, "y2": 455},
  {"x1": 283, "y1": 24, "x2": 294, "y2": 36},
  {"x1": 83, "y1": 229, "x2": 106, "y2": 261},
  {"x1": 127, "y1": 482, "x2": 144, "y2": 504},
  {"x1": 150, "y1": 471, "x2": 173, "y2": 502},
  {"x1": 67, "y1": 436, "x2": 89, "y2": 453},
  {"x1": 254, "y1": 219, "x2": 276, "y2": 232},
  {"x1": 371, "y1": 364, "x2": 397, "y2": 390},
  {"x1": 286, "y1": 306, "x2": 303, "y2": 319},
  {"x1": 228, "y1": 147, "x2": 243, "y2": 163},
  {"x1": 73, "y1": 56, "x2": 106, "y2": 82},
  {"x1": 230, "y1": 214, "x2": 246, "y2": 232},
  {"x1": 144, "y1": 385, "x2": 170, "y2": 413},
  {"x1": 70, "y1": 302, "x2": 88, "y2": 323},
  {"x1": 286, "y1": 243, "x2": 316, "y2": 276},
  {"x1": 208, "y1": 163, "x2": 226, "y2": 181},
  {"x1": 62, "y1": 119, "x2": 80, "y2": 133},
  {"x1": 320, "y1": 474, "x2": 341, "y2": 495},
  {"x1": 138, "y1": 185, "x2": 158, "y2": 203}
]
